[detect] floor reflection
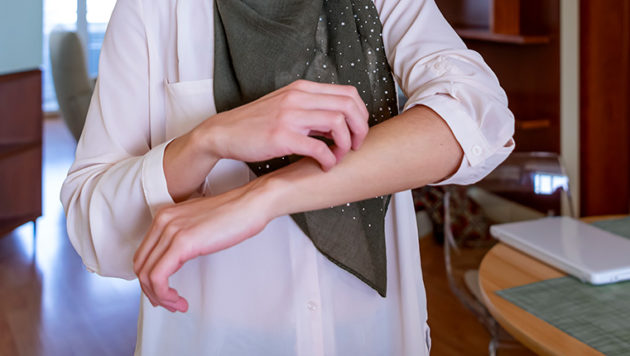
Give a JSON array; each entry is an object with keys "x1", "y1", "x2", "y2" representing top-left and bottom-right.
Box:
[{"x1": 0, "y1": 119, "x2": 139, "y2": 356}]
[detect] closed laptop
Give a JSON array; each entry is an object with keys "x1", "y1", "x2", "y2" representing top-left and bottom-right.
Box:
[{"x1": 490, "y1": 217, "x2": 630, "y2": 284}]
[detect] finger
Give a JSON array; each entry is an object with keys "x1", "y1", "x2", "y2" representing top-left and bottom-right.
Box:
[
  {"x1": 287, "y1": 80, "x2": 369, "y2": 118},
  {"x1": 331, "y1": 145, "x2": 349, "y2": 163},
  {"x1": 148, "y1": 240, "x2": 190, "y2": 312},
  {"x1": 284, "y1": 133, "x2": 337, "y2": 171},
  {"x1": 159, "y1": 299, "x2": 184, "y2": 313},
  {"x1": 142, "y1": 285, "x2": 176, "y2": 313},
  {"x1": 137, "y1": 222, "x2": 181, "y2": 307},
  {"x1": 140, "y1": 284, "x2": 159, "y2": 307},
  {"x1": 288, "y1": 80, "x2": 370, "y2": 143},
  {"x1": 141, "y1": 238, "x2": 186, "y2": 312},
  {"x1": 150, "y1": 273, "x2": 186, "y2": 312},
  {"x1": 133, "y1": 209, "x2": 172, "y2": 273},
  {"x1": 163, "y1": 297, "x2": 189, "y2": 313},
  {"x1": 138, "y1": 267, "x2": 160, "y2": 306},
  {"x1": 290, "y1": 110, "x2": 352, "y2": 160},
  {"x1": 308, "y1": 130, "x2": 333, "y2": 140},
  {"x1": 142, "y1": 281, "x2": 181, "y2": 314},
  {"x1": 283, "y1": 91, "x2": 369, "y2": 151},
  {"x1": 141, "y1": 223, "x2": 180, "y2": 294},
  {"x1": 142, "y1": 238, "x2": 184, "y2": 305}
]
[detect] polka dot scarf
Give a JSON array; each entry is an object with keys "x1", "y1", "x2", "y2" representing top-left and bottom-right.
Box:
[{"x1": 214, "y1": 0, "x2": 398, "y2": 297}]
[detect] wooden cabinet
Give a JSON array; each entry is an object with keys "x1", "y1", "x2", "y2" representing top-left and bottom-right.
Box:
[
  {"x1": 438, "y1": 0, "x2": 553, "y2": 44},
  {"x1": 0, "y1": 70, "x2": 42, "y2": 236},
  {"x1": 437, "y1": 0, "x2": 630, "y2": 215},
  {"x1": 436, "y1": 0, "x2": 560, "y2": 153}
]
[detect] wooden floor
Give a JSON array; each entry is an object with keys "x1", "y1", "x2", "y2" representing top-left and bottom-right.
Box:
[
  {"x1": 0, "y1": 120, "x2": 139, "y2": 356},
  {"x1": 420, "y1": 235, "x2": 490, "y2": 356},
  {"x1": 419, "y1": 236, "x2": 536, "y2": 356},
  {"x1": 0, "y1": 119, "x2": 535, "y2": 356}
]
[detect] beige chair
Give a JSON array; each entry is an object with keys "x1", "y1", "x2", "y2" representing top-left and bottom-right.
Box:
[
  {"x1": 49, "y1": 30, "x2": 95, "y2": 141},
  {"x1": 443, "y1": 152, "x2": 574, "y2": 355}
]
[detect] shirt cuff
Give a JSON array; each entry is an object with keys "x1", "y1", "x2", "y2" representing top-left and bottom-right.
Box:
[
  {"x1": 141, "y1": 139, "x2": 176, "y2": 216},
  {"x1": 409, "y1": 93, "x2": 492, "y2": 168},
  {"x1": 432, "y1": 139, "x2": 515, "y2": 185}
]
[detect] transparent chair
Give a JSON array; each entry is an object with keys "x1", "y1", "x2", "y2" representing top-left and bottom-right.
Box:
[{"x1": 443, "y1": 152, "x2": 574, "y2": 355}]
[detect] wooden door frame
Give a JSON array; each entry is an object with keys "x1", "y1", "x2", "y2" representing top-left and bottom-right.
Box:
[{"x1": 579, "y1": 0, "x2": 630, "y2": 216}]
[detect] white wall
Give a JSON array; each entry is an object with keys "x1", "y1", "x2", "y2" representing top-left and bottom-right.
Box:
[{"x1": 0, "y1": 0, "x2": 43, "y2": 75}]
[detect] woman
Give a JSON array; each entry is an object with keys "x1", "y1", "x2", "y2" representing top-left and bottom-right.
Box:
[{"x1": 61, "y1": 0, "x2": 514, "y2": 354}]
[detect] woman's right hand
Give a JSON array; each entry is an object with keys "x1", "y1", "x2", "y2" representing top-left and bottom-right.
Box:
[
  {"x1": 163, "y1": 80, "x2": 369, "y2": 202},
  {"x1": 195, "y1": 79, "x2": 370, "y2": 171}
]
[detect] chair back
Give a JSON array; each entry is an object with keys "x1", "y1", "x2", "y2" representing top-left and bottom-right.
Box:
[
  {"x1": 475, "y1": 152, "x2": 574, "y2": 219},
  {"x1": 49, "y1": 30, "x2": 93, "y2": 141},
  {"x1": 442, "y1": 151, "x2": 574, "y2": 354}
]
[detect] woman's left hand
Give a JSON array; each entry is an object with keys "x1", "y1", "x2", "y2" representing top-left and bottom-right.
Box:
[{"x1": 132, "y1": 180, "x2": 274, "y2": 313}]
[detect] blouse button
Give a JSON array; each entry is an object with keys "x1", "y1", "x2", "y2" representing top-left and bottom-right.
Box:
[
  {"x1": 472, "y1": 145, "x2": 483, "y2": 156},
  {"x1": 307, "y1": 301, "x2": 319, "y2": 311}
]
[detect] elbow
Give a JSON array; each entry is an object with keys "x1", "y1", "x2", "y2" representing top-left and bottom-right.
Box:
[
  {"x1": 432, "y1": 132, "x2": 515, "y2": 187},
  {"x1": 61, "y1": 176, "x2": 102, "y2": 274},
  {"x1": 65, "y1": 203, "x2": 138, "y2": 280},
  {"x1": 61, "y1": 175, "x2": 140, "y2": 281},
  {"x1": 458, "y1": 137, "x2": 516, "y2": 186}
]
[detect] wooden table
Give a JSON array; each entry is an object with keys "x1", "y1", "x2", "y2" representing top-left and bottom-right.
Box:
[
  {"x1": 478, "y1": 215, "x2": 630, "y2": 355},
  {"x1": 478, "y1": 242, "x2": 604, "y2": 356}
]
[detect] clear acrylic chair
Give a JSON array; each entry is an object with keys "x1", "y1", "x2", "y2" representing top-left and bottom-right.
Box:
[{"x1": 443, "y1": 152, "x2": 574, "y2": 355}]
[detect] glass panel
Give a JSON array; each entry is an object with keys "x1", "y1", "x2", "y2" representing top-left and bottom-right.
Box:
[
  {"x1": 42, "y1": 0, "x2": 77, "y2": 111},
  {"x1": 86, "y1": 0, "x2": 116, "y2": 77},
  {"x1": 42, "y1": 0, "x2": 115, "y2": 112}
]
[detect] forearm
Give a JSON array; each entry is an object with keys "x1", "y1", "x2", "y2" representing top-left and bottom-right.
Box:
[
  {"x1": 134, "y1": 106, "x2": 461, "y2": 310},
  {"x1": 162, "y1": 80, "x2": 372, "y2": 203},
  {"x1": 257, "y1": 105, "x2": 463, "y2": 218}
]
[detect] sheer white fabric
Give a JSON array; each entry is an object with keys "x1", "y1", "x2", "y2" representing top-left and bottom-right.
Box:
[{"x1": 60, "y1": 0, "x2": 514, "y2": 355}]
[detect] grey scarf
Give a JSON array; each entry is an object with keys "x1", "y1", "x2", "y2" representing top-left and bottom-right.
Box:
[{"x1": 214, "y1": 0, "x2": 398, "y2": 297}]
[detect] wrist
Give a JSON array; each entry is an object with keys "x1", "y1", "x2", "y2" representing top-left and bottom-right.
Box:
[
  {"x1": 246, "y1": 159, "x2": 325, "y2": 219},
  {"x1": 190, "y1": 116, "x2": 224, "y2": 162},
  {"x1": 244, "y1": 172, "x2": 290, "y2": 221}
]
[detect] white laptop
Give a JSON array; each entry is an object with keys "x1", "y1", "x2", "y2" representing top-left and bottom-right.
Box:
[{"x1": 490, "y1": 216, "x2": 630, "y2": 285}]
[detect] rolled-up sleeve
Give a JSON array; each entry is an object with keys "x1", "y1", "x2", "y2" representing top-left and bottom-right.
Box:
[
  {"x1": 60, "y1": 0, "x2": 174, "y2": 279},
  {"x1": 375, "y1": 0, "x2": 515, "y2": 185}
]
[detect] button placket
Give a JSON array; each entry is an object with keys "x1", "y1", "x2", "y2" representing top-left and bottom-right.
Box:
[
  {"x1": 290, "y1": 223, "x2": 326, "y2": 356},
  {"x1": 304, "y1": 240, "x2": 325, "y2": 356}
]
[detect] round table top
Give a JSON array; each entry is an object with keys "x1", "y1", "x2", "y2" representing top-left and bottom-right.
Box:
[{"x1": 478, "y1": 242, "x2": 604, "y2": 356}]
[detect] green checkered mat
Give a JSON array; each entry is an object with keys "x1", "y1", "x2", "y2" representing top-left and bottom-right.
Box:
[
  {"x1": 496, "y1": 217, "x2": 630, "y2": 356},
  {"x1": 591, "y1": 216, "x2": 630, "y2": 240}
]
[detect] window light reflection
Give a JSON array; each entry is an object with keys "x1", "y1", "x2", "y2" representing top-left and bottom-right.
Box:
[{"x1": 533, "y1": 173, "x2": 569, "y2": 195}]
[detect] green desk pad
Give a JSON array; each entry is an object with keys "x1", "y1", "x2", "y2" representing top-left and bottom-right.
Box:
[
  {"x1": 591, "y1": 216, "x2": 630, "y2": 240},
  {"x1": 496, "y1": 217, "x2": 630, "y2": 355}
]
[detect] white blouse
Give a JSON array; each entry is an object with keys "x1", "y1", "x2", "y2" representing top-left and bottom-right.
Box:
[{"x1": 60, "y1": 0, "x2": 515, "y2": 355}]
